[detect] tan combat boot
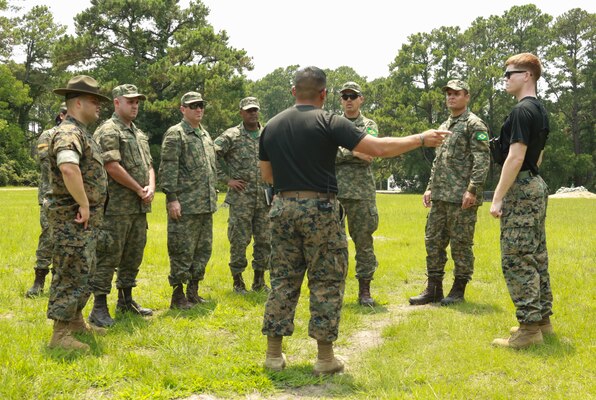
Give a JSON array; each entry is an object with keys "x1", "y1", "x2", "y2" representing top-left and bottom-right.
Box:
[
  {"x1": 264, "y1": 336, "x2": 286, "y2": 372},
  {"x1": 510, "y1": 317, "x2": 554, "y2": 335},
  {"x1": 313, "y1": 340, "x2": 344, "y2": 376},
  {"x1": 49, "y1": 320, "x2": 90, "y2": 352},
  {"x1": 492, "y1": 323, "x2": 544, "y2": 349},
  {"x1": 70, "y1": 311, "x2": 107, "y2": 336}
]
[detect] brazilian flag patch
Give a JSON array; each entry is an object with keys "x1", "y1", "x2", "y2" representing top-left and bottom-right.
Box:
[
  {"x1": 366, "y1": 127, "x2": 379, "y2": 137},
  {"x1": 475, "y1": 131, "x2": 488, "y2": 141}
]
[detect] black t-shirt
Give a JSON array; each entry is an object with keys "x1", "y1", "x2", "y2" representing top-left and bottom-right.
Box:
[
  {"x1": 500, "y1": 97, "x2": 549, "y2": 174},
  {"x1": 259, "y1": 105, "x2": 366, "y2": 193}
]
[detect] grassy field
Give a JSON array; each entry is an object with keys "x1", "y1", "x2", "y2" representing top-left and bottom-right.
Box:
[{"x1": 0, "y1": 188, "x2": 594, "y2": 399}]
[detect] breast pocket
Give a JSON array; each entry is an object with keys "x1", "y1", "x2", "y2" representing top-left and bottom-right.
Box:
[
  {"x1": 121, "y1": 137, "x2": 142, "y2": 169},
  {"x1": 447, "y1": 131, "x2": 469, "y2": 160}
]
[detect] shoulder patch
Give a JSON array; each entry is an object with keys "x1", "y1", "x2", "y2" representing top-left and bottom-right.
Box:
[
  {"x1": 366, "y1": 126, "x2": 378, "y2": 137},
  {"x1": 475, "y1": 131, "x2": 488, "y2": 141}
]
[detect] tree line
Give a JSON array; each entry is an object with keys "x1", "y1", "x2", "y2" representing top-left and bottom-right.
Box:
[{"x1": 0, "y1": 0, "x2": 593, "y2": 192}]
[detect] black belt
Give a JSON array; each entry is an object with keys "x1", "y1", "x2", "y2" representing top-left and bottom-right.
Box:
[{"x1": 278, "y1": 191, "x2": 336, "y2": 200}]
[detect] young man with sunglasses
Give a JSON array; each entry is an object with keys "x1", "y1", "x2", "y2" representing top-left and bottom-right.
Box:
[
  {"x1": 335, "y1": 81, "x2": 380, "y2": 306},
  {"x1": 409, "y1": 79, "x2": 490, "y2": 306},
  {"x1": 214, "y1": 97, "x2": 271, "y2": 294},
  {"x1": 490, "y1": 53, "x2": 552, "y2": 349},
  {"x1": 89, "y1": 84, "x2": 155, "y2": 327},
  {"x1": 159, "y1": 92, "x2": 218, "y2": 309}
]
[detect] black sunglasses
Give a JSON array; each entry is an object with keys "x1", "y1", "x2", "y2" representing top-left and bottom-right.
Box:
[
  {"x1": 185, "y1": 102, "x2": 205, "y2": 110},
  {"x1": 341, "y1": 93, "x2": 359, "y2": 101},
  {"x1": 503, "y1": 70, "x2": 527, "y2": 79}
]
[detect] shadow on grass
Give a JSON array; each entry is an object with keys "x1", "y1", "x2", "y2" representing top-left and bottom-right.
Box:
[
  {"x1": 44, "y1": 333, "x2": 104, "y2": 360},
  {"x1": 522, "y1": 334, "x2": 577, "y2": 358},
  {"x1": 266, "y1": 363, "x2": 358, "y2": 397},
  {"x1": 342, "y1": 302, "x2": 390, "y2": 315},
  {"x1": 225, "y1": 289, "x2": 269, "y2": 306},
  {"x1": 444, "y1": 301, "x2": 503, "y2": 315},
  {"x1": 159, "y1": 300, "x2": 218, "y2": 320}
]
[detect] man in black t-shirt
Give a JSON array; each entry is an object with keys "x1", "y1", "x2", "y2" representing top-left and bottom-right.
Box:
[
  {"x1": 259, "y1": 66, "x2": 449, "y2": 375},
  {"x1": 490, "y1": 53, "x2": 552, "y2": 349}
]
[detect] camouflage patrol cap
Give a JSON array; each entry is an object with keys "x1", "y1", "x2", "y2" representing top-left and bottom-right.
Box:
[
  {"x1": 239, "y1": 97, "x2": 260, "y2": 110},
  {"x1": 339, "y1": 81, "x2": 362, "y2": 95},
  {"x1": 442, "y1": 79, "x2": 470, "y2": 92},
  {"x1": 181, "y1": 91, "x2": 204, "y2": 105},
  {"x1": 112, "y1": 84, "x2": 147, "y2": 100}
]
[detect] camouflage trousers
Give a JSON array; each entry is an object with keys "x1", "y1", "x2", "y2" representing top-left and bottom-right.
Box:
[
  {"x1": 227, "y1": 202, "x2": 271, "y2": 275},
  {"x1": 339, "y1": 198, "x2": 378, "y2": 280},
  {"x1": 47, "y1": 221, "x2": 97, "y2": 322},
  {"x1": 92, "y1": 213, "x2": 148, "y2": 295},
  {"x1": 425, "y1": 200, "x2": 479, "y2": 281},
  {"x1": 262, "y1": 196, "x2": 348, "y2": 342},
  {"x1": 167, "y1": 213, "x2": 213, "y2": 286},
  {"x1": 35, "y1": 205, "x2": 52, "y2": 270},
  {"x1": 500, "y1": 175, "x2": 552, "y2": 324}
]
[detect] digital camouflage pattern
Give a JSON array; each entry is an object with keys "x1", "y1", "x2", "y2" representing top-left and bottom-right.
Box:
[
  {"x1": 35, "y1": 128, "x2": 56, "y2": 271},
  {"x1": 159, "y1": 120, "x2": 217, "y2": 214},
  {"x1": 336, "y1": 113, "x2": 379, "y2": 279},
  {"x1": 46, "y1": 116, "x2": 107, "y2": 321},
  {"x1": 91, "y1": 113, "x2": 153, "y2": 295},
  {"x1": 93, "y1": 113, "x2": 153, "y2": 215},
  {"x1": 160, "y1": 119, "x2": 217, "y2": 285},
  {"x1": 167, "y1": 213, "x2": 212, "y2": 285},
  {"x1": 500, "y1": 175, "x2": 552, "y2": 324},
  {"x1": 214, "y1": 122, "x2": 271, "y2": 274},
  {"x1": 336, "y1": 113, "x2": 378, "y2": 200},
  {"x1": 427, "y1": 109, "x2": 490, "y2": 203},
  {"x1": 425, "y1": 201, "x2": 478, "y2": 280},
  {"x1": 424, "y1": 109, "x2": 490, "y2": 281},
  {"x1": 262, "y1": 197, "x2": 348, "y2": 342}
]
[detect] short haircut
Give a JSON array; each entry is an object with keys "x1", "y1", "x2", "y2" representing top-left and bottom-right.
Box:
[
  {"x1": 294, "y1": 66, "x2": 326, "y2": 100},
  {"x1": 505, "y1": 53, "x2": 542, "y2": 81}
]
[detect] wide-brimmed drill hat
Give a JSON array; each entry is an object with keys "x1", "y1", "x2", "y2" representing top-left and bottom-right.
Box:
[
  {"x1": 239, "y1": 97, "x2": 260, "y2": 110},
  {"x1": 442, "y1": 79, "x2": 470, "y2": 92},
  {"x1": 112, "y1": 84, "x2": 147, "y2": 100},
  {"x1": 53, "y1": 75, "x2": 111, "y2": 102}
]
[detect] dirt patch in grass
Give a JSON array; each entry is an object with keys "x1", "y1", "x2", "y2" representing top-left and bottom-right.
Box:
[{"x1": 549, "y1": 191, "x2": 596, "y2": 198}]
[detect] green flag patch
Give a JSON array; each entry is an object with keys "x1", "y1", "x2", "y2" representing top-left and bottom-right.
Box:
[
  {"x1": 475, "y1": 131, "x2": 488, "y2": 141},
  {"x1": 366, "y1": 127, "x2": 379, "y2": 137}
]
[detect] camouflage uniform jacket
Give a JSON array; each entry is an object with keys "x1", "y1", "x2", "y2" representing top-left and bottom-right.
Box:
[
  {"x1": 93, "y1": 113, "x2": 153, "y2": 215},
  {"x1": 159, "y1": 119, "x2": 217, "y2": 214},
  {"x1": 214, "y1": 122, "x2": 269, "y2": 208},
  {"x1": 47, "y1": 115, "x2": 108, "y2": 229},
  {"x1": 426, "y1": 109, "x2": 490, "y2": 206},
  {"x1": 335, "y1": 113, "x2": 378, "y2": 200},
  {"x1": 37, "y1": 127, "x2": 57, "y2": 205}
]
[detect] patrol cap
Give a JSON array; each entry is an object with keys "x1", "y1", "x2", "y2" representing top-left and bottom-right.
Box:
[
  {"x1": 339, "y1": 81, "x2": 362, "y2": 95},
  {"x1": 239, "y1": 97, "x2": 260, "y2": 110},
  {"x1": 112, "y1": 84, "x2": 147, "y2": 100},
  {"x1": 442, "y1": 79, "x2": 470, "y2": 92},
  {"x1": 59, "y1": 102, "x2": 67, "y2": 112},
  {"x1": 53, "y1": 75, "x2": 111, "y2": 102},
  {"x1": 181, "y1": 91, "x2": 204, "y2": 105}
]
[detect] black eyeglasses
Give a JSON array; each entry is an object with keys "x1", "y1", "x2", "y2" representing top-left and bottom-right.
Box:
[
  {"x1": 503, "y1": 70, "x2": 527, "y2": 79},
  {"x1": 185, "y1": 102, "x2": 205, "y2": 110},
  {"x1": 341, "y1": 93, "x2": 359, "y2": 101}
]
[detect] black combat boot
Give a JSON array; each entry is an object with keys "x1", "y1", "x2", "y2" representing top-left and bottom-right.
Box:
[
  {"x1": 88, "y1": 294, "x2": 115, "y2": 327},
  {"x1": 117, "y1": 288, "x2": 153, "y2": 316},
  {"x1": 186, "y1": 279, "x2": 206, "y2": 305},
  {"x1": 358, "y1": 279, "x2": 375, "y2": 306},
  {"x1": 252, "y1": 270, "x2": 270, "y2": 292},
  {"x1": 440, "y1": 278, "x2": 468, "y2": 305},
  {"x1": 409, "y1": 277, "x2": 444, "y2": 305},
  {"x1": 26, "y1": 269, "x2": 49, "y2": 298},
  {"x1": 233, "y1": 273, "x2": 248, "y2": 294},
  {"x1": 170, "y1": 284, "x2": 192, "y2": 310}
]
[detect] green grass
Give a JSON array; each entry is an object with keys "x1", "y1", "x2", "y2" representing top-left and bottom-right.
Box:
[{"x1": 0, "y1": 188, "x2": 594, "y2": 399}]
